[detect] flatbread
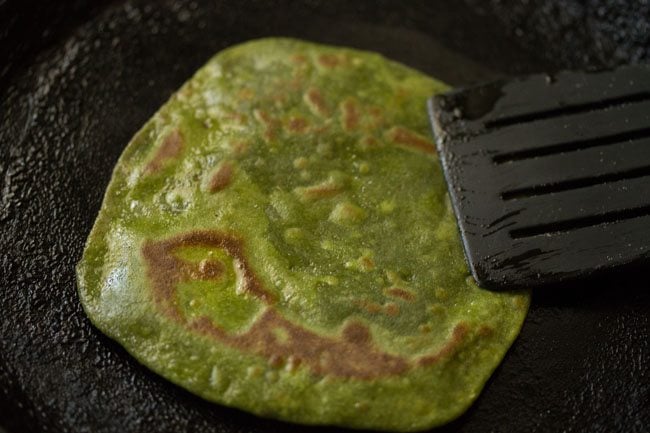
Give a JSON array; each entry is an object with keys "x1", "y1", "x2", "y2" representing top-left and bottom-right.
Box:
[{"x1": 77, "y1": 38, "x2": 530, "y2": 431}]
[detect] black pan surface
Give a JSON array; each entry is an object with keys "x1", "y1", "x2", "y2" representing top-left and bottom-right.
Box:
[{"x1": 1, "y1": 1, "x2": 648, "y2": 432}]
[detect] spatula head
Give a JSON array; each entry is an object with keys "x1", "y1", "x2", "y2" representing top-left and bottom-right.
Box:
[{"x1": 429, "y1": 65, "x2": 650, "y2": 290}]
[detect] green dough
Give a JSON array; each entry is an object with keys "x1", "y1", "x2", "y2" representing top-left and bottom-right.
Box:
[{"x1": 77, "y1": 38, "x2": 529, "y2": 431}]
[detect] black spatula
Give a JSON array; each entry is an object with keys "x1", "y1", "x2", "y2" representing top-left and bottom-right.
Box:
[{"x1": 428, "y1": 64, "x2": 650, "y2": 290}]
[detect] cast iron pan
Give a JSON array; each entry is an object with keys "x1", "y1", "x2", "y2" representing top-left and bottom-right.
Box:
[{"x1": 1, "y1": 1, "x2": 648, "y2": 432}]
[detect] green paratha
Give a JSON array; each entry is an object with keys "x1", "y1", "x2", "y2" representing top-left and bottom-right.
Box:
[{"x1": 76, "y1": 38, "x2": 529, "y2": 431}]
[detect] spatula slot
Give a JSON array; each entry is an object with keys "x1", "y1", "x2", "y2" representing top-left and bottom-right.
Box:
[
  {"x1": 492, "y1": 126, "x2": 650, "y2": 164},
  {"x1": 502, "y1": 175, "x2": 648, "y2": 229},
  {"x1": 501, "y1": 165, "x2": 650, "y2": 200},
  {"x1": 493, "y1": 136, "x2": 650, "y2": 192},
  {"x1": 477, "y1": 99, "x2": 650, "y2": 157},
  {"x1": 486, "y1": 91, "x2": 650, "y2": 130},
  {"x1": 509, "y1": 204, "x2": 650, "y2": 239}
]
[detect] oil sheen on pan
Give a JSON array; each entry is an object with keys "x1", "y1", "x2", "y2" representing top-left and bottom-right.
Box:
[{"x1": 76, "y1": 38, "x2": 530, "y2": 432}]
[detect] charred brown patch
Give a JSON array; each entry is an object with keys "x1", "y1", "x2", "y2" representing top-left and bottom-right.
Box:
[
  {"x1": 418, "y1": 323, "x2": 470, "y2": 366},
  {"x1": 356, "y1": 299, "x2": 383, "y2": 314},
  {"x1": 356, "y1": 299, "x2": 400, "y2": 317},
  {"x1": 358, "y1": 135, "x2": 382, "y2": 152},
  {"x1": 304, "y1": 88, "x2": 329, "y2": 118},
  {"x1": 317, "y1": 53, "x2": 344, "y2": 68},
  {"x1": 366, "y1": 106, "x2": 385, "y2": 129},
  {"x1": 340, "y1": 98, "x2": 360, "y2": 132},
  {"x1": 141, "y1": 243, "x2": 185, "y2": 322},
  {"x1": 291, "y1": 54, "x2": 308, "y2": 65},
  {"x1": 286, "y1": 355, "x2": 302, "y2": 372},
  {"x1": 141, "y1": 230, "x2": 275, "y2": 309},
  {"x1": 208, "y1": 161, "x2": 234, "y2": 193},
  {"x1": 358, "y1": 255, "x2": 375, "y2": 272},
  {"x1": 385, "y1": 287, "x2": 416, "y2": 301},
  {"x1": 383, "y1": 302, "x2": 400, "y2": 317},
  {"x1": 144, "y1": 129, "x2": 184, "y2": 174},
  {"x1": 294, "y1": 181, "x2": 344, "y2": 201},
  {"x1": 342, "y1": 321, "x2": 372, "y2": 346},
  {"x1": 285, "y1": 116, "x2": 309, "y2": 134},
  {"x1": 253, "y1": 109, "x2": 280, "y2": 142},
  {"x1": 268, "y1": 354, "x2": 285, "y2": 369},
  {"x1": 192, "y1": 309, "x2": 409, "y2": 380},
  {"x1": 385, "y1": 126, "x2": 437, "y2": 155},
  {"x1": 143, "y1": 231, "x2": 477, "y2": 379},
  {"x1": 195, "y1": 259, "x2": 225, "y2": 280},
  {"x1": 478, "y1": 325, "x2": 494, "y2": 337}
]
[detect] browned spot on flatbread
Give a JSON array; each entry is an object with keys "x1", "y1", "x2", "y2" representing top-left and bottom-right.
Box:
[
  {"x1": 304, "y1": 88, "x2": 329, "y2": 117},
  {"x1": 317, "y1": 53, "x2": 344, "y2": 68},
  {"x1": 285, "y1": 116, "x2": 309, "y2": 134},
  {"x1": 291, "y1": 54, "x2": 308, "y2": 65},
  {"x1": 208, "y1": 162, "x2": 234, "y2": 193},
  {"x1": 286, "y1": 355, "x2": 302, "y2": 372},
  {"x1": 268, "y1": 354, "x2": 285, "y2": 368},
  {"x1": 355, "y1": 299, "x2": 383, "y2": 314},
  {"x1": 253, "y1": 109, "x2": 279, "y2": 142},
  {"x1": 340, "y1": 98, "x2": 360, "y2": 131},
  {"x1": 356, "y1": 299, "x2": 400, "y2": 317},
  {"x1": 418, "y1": 323, "x2": 470, "y2": 366},
  {"x1": 385, "y1": 287, "x2": 416, "y2": 301},
  {"x1": 346, "y1": 251, "x2": 375, "y2": 272},
  {"x1": 342, "y1": 321, "x2": 372, "y2": 346},
  {"x1": 358, "y1": 135, "x2": 382, "y2": 152},
  {"x1": 191, "y1": 310, "x2": 408, "y2": 380},
  {"x1": 385, "y1": 126, "x2": 437, "y2": 155},
  {"x1": 383, "y1": 302, "x2": 400, "y2": 317},
  {"x1": 366, "y1": 106, "x2": 385, "y2": 129},
  {"x1": 195, "y1": 259, "x2": 225, "y2": 280},
  {"x1": 295, "y1": 181, "x2": 344, "y2": 201},
  {"x1": 141, "y1": 230, "x2": 275, "y2": 308},
  {"x1": 358, "y1": 255, "x2": 375, "y2": 271},
  {"x1": 144, "y1": 129, "x2": 184, "y2": 174},
  {"x1": 143, "y1": 230, "x2": 475, "y2": 379},
  {"x1": 478, "y1": 325, "x2": 494, "y2": 337}
]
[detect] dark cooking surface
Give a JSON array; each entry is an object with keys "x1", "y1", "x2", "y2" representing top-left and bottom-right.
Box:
[{"x1": 0, "y1": 1, "x2": 648, "y2": 432}]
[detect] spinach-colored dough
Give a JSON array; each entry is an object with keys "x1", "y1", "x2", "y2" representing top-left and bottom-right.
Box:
[{"x1": 77, "y1": 38, "x2": 530, "y2": 431}]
